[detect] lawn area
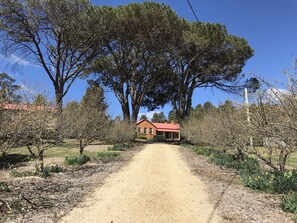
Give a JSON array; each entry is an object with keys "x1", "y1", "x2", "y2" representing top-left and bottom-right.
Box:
[
  {"x1": 0, "y1": 140, "x2": 103, "y2": 169},
  {"x1": 249, "y1": 146, "x2": 297, "y2": 169}
]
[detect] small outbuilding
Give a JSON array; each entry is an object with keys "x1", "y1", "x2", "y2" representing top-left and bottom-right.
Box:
[{"x1": 136, "y1": 119, "x2": 180, "y2": 141}]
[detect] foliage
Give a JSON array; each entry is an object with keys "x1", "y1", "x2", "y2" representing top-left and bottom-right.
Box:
[
  {"x1": 136, "y1": 133, "x2": 147, "y2": 140},
  {"x1": 0, "y1": 73, "x2": 21, "y2": 103},
  {"x1": 0, "y1": 0, "x2": 104, "y2": 112},
  {"x1": 194, "y1": 147, "x2": 260, "y2": 171},
  {"x1": 47, "y1": 164, "x2": 64, "y2": 173},
  {"x1": 0, "y1": 181, "x2": 10, "y2": 192},
  {"x1": 168, "y1": 110, "x2": 178, "y2": 123},
  {"x1": 92, "y1": 2, "x2": 181, "y2": 121},
  {"x1": 151, "y1": 112, "x2": 166, "y2": 123},
  {"x1": 153, "y1": 135, "x2": 166, "y2": 142},
  {"x1": 33, "y1": 94, "x2": 48, "y2": 106},
  {"x1": 10, "y1": 164, "x2": 63, "y2": 178},
  {"x1": 139, "y1": 115, "x2": 148, "y2": 120},
  {"x1": 282, "y1": 193, "x2": 297, "y2": 213},
  {"x1": 241, "y1": 169, "x2": 297, "y2": 194},
  {"x1": 96, "y1": 151, "x2": 120, "y2": 161},
  {"x1": 64, "y1": 154, "x2": 90, "y2": 165},
  {"x1": 168, "y1": 22, "x2": 254, "y2": 122}
]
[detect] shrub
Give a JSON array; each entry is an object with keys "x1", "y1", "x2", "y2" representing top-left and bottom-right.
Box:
[
  {"x1": 153, "y1": 135, "x2": 166, "y2": 142},
  {"x1": 10, "y1": 169, "x2": 38, "y2": 178},
  {"x1": 241, "y1": 169, "x2": 297, "y2": 194},
  {"x1": 0, "y1": 181, "x2": 10, "y2": 192},
  {"x1": 48, "y1": 164, "x2": 64, "y2": 173},
  {"x1": 136, "y1": 133, "x2": 147, "y2": 140},
  {"x1": 64, "y1": 154, "x2": 90, "y2": 165},
  {"x1": 108, "y1": 143, "x2": 134, "y2": 151},
  {"x1": 282, "y1": 193, "x2": 297, "y2": 213},
  {"x1": 194, "y1": 147, "x2": 215, "y2": 156},
  {"x1": 194, "y1": 147, "x2": 260, "y2": 171},
  {"x1": 97, "y1": 151, "x2": 120, "y2": 161},
  {"x1": 240, "y1": 171, "x2": 272, "y2": 191}
]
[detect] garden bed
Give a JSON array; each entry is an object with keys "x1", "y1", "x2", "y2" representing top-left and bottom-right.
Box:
[
  {"x1": 180, "y1": 146, "x2": 295, "y2": 223},
  {"x1": 0, "y1": 146, "x2": 143, "y2": 223}
]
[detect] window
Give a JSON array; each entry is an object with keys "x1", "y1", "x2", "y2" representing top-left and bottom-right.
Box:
[
  {"x1": 149, "y1": 128, "x2": 153, "y2": 134},
  {"x1": 138, "y1": 127, "x2": 141, "y2": 133},
  {"x1": 144, "y1": 127, "x2": 147, "y2": 134}
]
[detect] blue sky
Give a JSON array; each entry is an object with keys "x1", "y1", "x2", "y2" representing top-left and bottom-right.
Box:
[{"x1": 1, "y1": 0, "x2": 297, "y2": 120}]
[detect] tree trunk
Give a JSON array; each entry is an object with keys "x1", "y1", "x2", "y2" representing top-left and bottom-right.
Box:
[
  {"x1": 55, "y1": 89, "x2": 63, "y2": 116},
  {"x1": 131, "y1": 105, "x2": 140, "y2": 123},
  {"x1": 26, "y1": 145, "x2": 36, "y2": 157},
  {"x1": 279, "y1": 150, "x2": 288, "y2": 173},
  {"x1": 38, "y1": 149, "x2": 44, "y2": 173},
  {"x1": 120, "y1": 102, "x2": 130, "y2": 121},
  {"x1": 55, "y1": 87, "x2": 64, "y2": 142},
  {"x1": 79, "y1": 139, "x2": 84, "y2": 155}
]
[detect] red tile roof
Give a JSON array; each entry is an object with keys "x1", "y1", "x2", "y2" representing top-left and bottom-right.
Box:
[
  {"x1": 137, "y1": 119, "x2": 180, "y2": 133},
  {"x1": 152, "y1": 122, "x2": 180, "y2": 130},
  {"x1": 1, "y1": 103, "x2": 56, "y2": 112}
]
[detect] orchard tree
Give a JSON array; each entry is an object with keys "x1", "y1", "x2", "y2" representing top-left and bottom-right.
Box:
[
  {"x1": 63, "y1": 81, "x2": 108, "y2": 155},
  {"x1": 0, "y1": 0, "x2": 107, "y2": 114},
  {"x1": 92, "y1": 2, "x2": 179, "y2": 122}
]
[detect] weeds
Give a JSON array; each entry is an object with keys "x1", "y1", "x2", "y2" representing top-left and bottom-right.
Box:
[
  {"x1": 0, "y1": 181, "x2": 10, "y2": 192},
  {"x1": 282, "y1": 193, "x2": 297, "y2": 213},
  {"x1": 64, "y1": 154, "x2": 90, "y2": 165},
  {"x1": 96, "y1": 151, "x2": 120, "y2": 162},
  {"x1": 108, "y1": 143, "x2": 134, "y2": 151},
  {"x1": 10, "y1": 164, "x2": 64, "y2": 178}
]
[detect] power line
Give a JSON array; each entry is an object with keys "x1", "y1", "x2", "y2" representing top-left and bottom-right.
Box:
[{"x1": 186, "y1": 0, "x2": 199, "y2": 22}]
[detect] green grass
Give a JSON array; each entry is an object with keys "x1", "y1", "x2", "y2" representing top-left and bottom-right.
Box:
[
  {"x1": 8, "y1": 140, "x2": 97, "y2": 158},
  {"x1": 247, "y1": 147, "x2": 297, "y2": 169},
  {"x1": 1, "y1": 140, "x2": 98, "y2": 168}
]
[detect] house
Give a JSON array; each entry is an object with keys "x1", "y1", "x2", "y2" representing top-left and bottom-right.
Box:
[{"x1": 136, "y1": 119, "x2": 180, "y2": 141}]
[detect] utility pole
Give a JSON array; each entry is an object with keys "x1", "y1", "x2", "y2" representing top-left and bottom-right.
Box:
[{"x1": 244, "y1": 88, "x2": 253, "y2": 146}]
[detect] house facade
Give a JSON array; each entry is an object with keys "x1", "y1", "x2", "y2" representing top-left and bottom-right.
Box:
[{"x1": 136, "y1": 119, "x2": 180, "y2": 141}]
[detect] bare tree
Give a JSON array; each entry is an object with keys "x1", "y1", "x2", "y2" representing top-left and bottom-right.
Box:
[
  {"x1": 62, "y1": 82, "x2": 109, "y2": 155},
  {"x1": 105, "y1": 121, "x2": 135, "y2": 145}
]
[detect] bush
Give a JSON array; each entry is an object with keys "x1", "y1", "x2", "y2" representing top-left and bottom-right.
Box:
[
  {"x1": 108, "y1": 143, "x2": 134, "y2": 151},
  {"x1": 282, "y1": 193, "x2": 297, "y2": 213},
  {"x1": 10, "y1": 164, "x2": 64, "y2": 178},
  {"x1": 194, "y1": 147, "x2": 215, "y2": 156},
  {"x1": 136, "y1": 133, "x2": 147, "y2": 140},
  {"x1": 194, "y1": 147, "x2": 260, "y2": 171},
  {"x1": 64, "y1": 154, "x2": 90, "y2": 165},
  {"x1": 48, "y1": 164, "x2": 64, "y2": 173},
  {"x1": 0, "y1": 181, "x2": 10, "y2": 192},
  {"x1": 153, "y1": 135, "x2": 166, "y2": 142},
  {"x1": 241, "y1": 169, "x2": 297, "y2": 194},
  {"x1": 240, "y1": 171, "x2": 272, "y2": 191},
  {"x1": 10, "y1": 169, "x2": 38, "y2": 178},
  {"x1": 97, "y1": 151, "x2": 120, "y2": 161}
]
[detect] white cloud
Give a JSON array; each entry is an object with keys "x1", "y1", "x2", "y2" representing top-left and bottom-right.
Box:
[
  {"x1": 1, "y1": 54, "x2": 38, "y2": 67},
  {"x1": 266, "y1": 88, "x2": 290, "y2": 102},
  {"x1": 138, "y1": 110, "x2": 160, "y2": 121}
]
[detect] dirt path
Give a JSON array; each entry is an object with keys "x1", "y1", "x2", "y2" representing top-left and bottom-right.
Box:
[{"x1": 59, "y1": 143, "x2": 222, "y2": 223}]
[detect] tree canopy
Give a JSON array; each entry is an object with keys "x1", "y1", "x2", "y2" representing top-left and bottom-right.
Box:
[
  {"x1": 92, "y1": 2, "x2": 179, "y2": 122},
  {"x1": 0, "y1": 0, "x2": 105, "y2": 113},
  {"x1": 0, "y1": 73, "x2": 21, "y2": 103}
]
